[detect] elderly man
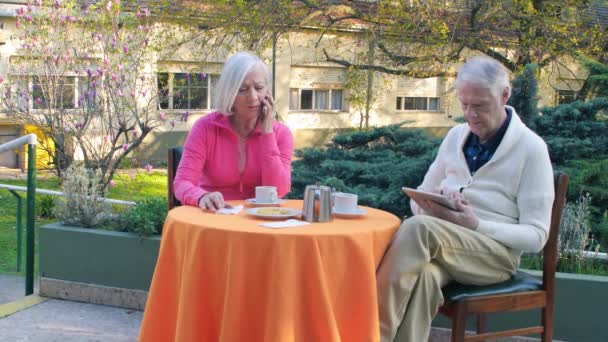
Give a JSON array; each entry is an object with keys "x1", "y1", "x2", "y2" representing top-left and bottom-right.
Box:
[{"x1": 376, "y1": 56, "x2": 554, "y2": 342}]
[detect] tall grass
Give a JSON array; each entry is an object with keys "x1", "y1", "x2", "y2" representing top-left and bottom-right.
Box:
[{"x1": 521, "y1": 193, "x2": 608, "y2": 276}]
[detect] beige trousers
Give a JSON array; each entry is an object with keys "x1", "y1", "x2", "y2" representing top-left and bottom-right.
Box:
[{"x1": 376, "y1": 215, "x2": 521, "y2": 342}]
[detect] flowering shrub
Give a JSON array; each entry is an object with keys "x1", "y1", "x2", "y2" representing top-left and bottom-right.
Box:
[
  {"x1": 0, "y1": 0, "x2": 172, "y2": 188},
  {"x1": 54, "y1": 163, "x2": 112, "y2": 228}
]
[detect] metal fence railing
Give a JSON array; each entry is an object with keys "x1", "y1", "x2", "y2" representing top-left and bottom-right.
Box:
[{"x1": 0, "y1": 134, "x2": 37, "y2": 295}]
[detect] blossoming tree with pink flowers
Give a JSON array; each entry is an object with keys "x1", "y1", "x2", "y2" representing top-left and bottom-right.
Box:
[{"x1": 0, "y1": 0, "x2": 173, "y2": 190}]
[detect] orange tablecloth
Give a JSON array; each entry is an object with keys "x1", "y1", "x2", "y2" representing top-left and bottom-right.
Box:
[{"x1": 139, "y1": 200, "x2": 400, "y2": 342}]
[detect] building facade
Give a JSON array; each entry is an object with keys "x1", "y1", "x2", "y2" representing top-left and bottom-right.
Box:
[{"x1": 0, "y1": 1, "x2": 591, "y2": 167}]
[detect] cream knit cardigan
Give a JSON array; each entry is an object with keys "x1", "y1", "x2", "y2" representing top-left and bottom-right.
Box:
[{"x1": 412, "y1": 107, "x2": 554, "y2": 253}]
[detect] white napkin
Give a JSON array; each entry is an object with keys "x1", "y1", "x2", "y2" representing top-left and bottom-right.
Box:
[
  {"x1": 259, "y1": 219, "x2": 311, "y2": 229},
  {"x1": 216, "y1": 205, "x2": 243, "y2": 215}
]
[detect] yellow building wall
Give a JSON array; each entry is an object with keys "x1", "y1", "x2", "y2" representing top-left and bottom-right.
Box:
[{"x1": 22, "y1": 125, "x2": 54, "y2": 170}]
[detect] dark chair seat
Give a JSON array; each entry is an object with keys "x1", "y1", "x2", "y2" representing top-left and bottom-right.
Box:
[{"x1": 443, "y1": 271, "x2": 542, "y2": 303}]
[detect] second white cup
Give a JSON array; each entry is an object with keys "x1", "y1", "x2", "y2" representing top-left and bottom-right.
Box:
[
  {"x1": 333, "y1": 192, "x2": 358, "y2": 213},
  {"x1": 255, "y1": 186, "x2": 278, "y2": 203}
]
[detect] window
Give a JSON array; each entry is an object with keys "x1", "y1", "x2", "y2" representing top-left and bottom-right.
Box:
[
  {"x1": 556, "y1": 90, "x2": 577, "y2": 105},
  {"x1": 289, "y1": 88, "x2": 344, "y2": 111},
  {"x1": 396, "y1": 96, "x2": 441, "y2": 111},
  {"x1": 32, "y1": 76, "x2": 77, "y2": 109},
  {"x1": 157, "y1": 72, "x2": 219, "y2": 110}
]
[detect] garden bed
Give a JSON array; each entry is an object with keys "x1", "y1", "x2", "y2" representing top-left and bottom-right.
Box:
[{"x1": 38, "y1": 223, "x2": 160, "y2": 310}]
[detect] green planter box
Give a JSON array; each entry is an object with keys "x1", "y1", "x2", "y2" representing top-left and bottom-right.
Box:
[
  {"x1": 39, "y1": 223, "x2": 161, "y2": 309},
  {"x1": 432, "y1": 270, "x2": 608, "y2": 342}
]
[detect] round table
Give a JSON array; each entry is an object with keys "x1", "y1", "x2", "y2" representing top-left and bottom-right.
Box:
[{"x1": 139, "y1": 200, "x2": 400, "y2": 342}]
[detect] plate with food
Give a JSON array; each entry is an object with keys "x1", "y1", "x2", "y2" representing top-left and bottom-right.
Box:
[{"x1": 246, "y1": 207, "x2": 301, "y2": 220}]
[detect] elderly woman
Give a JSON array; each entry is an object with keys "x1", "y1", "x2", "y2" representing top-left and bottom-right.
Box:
[
  {"x1": 376, "y1": 56, "x2": 554, "y2": 342},
  {"x1": 173, "y1": 52, "x2": 294, "y2": 211}
]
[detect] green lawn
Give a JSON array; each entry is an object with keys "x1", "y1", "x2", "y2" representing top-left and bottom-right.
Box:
[{"x1": 0, "y1": 171, "x2": 167, "y2": 275}]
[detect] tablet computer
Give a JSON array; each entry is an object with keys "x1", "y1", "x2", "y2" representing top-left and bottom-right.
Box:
[{"x1": 401, "y1": 187, "x2": 457, "y2": 211}]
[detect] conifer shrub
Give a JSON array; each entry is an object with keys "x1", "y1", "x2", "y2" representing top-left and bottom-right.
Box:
[
  {"x1": 508, "y1": 63, "x2": 539, "y2": 127},
  {"x1": 288, "y1": 124, "x2": 441, "y2": 218},
  {"x1": 533, "y1": 98, "x2": 608, "y2": 164}
]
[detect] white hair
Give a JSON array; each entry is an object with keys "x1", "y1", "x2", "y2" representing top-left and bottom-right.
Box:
[
  {"x1": 214, "y1": 51, "x2": 270, "y2": 115},
  {"x1": 454, "y1": 56, "x2": 511, "y2": 98}
]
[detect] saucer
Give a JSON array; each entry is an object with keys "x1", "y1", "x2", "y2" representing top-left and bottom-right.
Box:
[
  {"x1": 332, "y1": 206, "x2": 367, "y2": 218},
  {"x1": 245, "y1": 198, "x2": 285, "y2": 207}
]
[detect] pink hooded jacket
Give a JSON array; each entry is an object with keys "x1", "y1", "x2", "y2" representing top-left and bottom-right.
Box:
[{"x1": 173, "y1": 112, "x2": 294, "y2": 206}]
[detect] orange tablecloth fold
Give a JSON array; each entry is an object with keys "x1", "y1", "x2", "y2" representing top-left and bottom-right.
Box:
[{"x1": 139, "y1": 200, "x2": 400, "y2": 342}]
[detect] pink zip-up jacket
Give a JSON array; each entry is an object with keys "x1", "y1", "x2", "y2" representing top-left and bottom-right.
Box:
[{"x1": 174, "y1": 112, "x2": 294, "y2": 206}]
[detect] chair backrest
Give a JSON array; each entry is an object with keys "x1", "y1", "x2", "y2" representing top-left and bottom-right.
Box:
[
  {"x1": 542, "y1": 171, "x2": 569, "y2": 291},
  {"x1": 167, "y1": 146, "x2": 183, "y2": 210}
]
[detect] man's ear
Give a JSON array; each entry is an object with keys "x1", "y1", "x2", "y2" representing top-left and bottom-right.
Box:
[{"x1": 500, "y1": 87, "x2": 510, "y2": 106}]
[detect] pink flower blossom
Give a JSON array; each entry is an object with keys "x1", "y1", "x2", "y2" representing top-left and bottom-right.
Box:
[
  {"x1": 0, "y1": 76, "x2": 4, "y2": 84},
  {"x1": 144, "y1": 164, "x2": 153, "y2": 172},
  {"x1": 159, "y1": 112, "x2": 166, "y2": 121},
  {"x1": 122, "y1": 144, "x2": 129, "y2": 151},
  {"x1": 109, "y1": 180, "x2": 116, "y2": 188},
  {"x1": 132, "y1": 130, "x2": 138, "y2": 138},
  {"x1": 104, "y1": 135, "x2": 111, "y2": 143},
  {"x1": 123, "y1": 45, "x2": 129, "y2": 54},
  {"x1": 181, "y1": 111, "x2": 190, "y2": 122},
  {"x1": 111, "y1": 74, "x2": 118, "y2": 81},
  {"x1": 106, "y1": 1, "x2": 112, "y2": 12},
  {"x1": 130, "y1": 91, "x2": 136, "y2": 98},
  {"x1": 116, "y1": 89, "x2": 123, "y2": 97},
  {"x1": 35, "y1": 97, "x2": 42, "y2": 106}
]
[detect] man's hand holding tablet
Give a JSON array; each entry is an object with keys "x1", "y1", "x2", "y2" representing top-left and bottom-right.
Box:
[{"x1": 401, "y1": 187, "x2": 458, "y2": 211}]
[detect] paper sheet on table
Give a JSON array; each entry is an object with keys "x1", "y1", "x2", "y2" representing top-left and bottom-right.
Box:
[
  {"x1": 259, "y1": 219, "x2": 310, "y2": 229},
  {"x1": 216, "y1": 205, "x2": 243, "y2": 215}
]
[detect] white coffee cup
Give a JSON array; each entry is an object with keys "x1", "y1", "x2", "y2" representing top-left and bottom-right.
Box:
[
  {"x1": 333, "y1": 192, "x2": 358, "y2": 213},
  {"x1": 255, "y1": 186, "x2": 278, "y2": 203}
]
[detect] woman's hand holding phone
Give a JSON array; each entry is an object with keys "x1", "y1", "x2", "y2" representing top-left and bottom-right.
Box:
[{"x1": 259, "y1": 92, "x2": 275, "y2": 134}]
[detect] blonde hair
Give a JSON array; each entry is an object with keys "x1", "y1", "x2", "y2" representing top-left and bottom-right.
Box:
[{"x1": 213, "y1": 52, "x2": 270, "y2": 115}]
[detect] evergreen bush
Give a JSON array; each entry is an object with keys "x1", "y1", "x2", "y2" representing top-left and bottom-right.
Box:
[
  {"x1": 113, "y1": 197, "x2": 167, "y2": 237},
  {"x1": 289, "y1": 124, "x2": 441, "y2": 218},
  {"x1": 507, "y1": 63, "x2": 539, "y2": 127},
  {"x1": 533, "y1": 98, "x2": 608, "y2": 164}
]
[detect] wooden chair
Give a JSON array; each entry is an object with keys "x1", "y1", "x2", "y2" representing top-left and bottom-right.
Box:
[
  {"x1": 438, "y1": 171, "x2": 569, "y2": 342},
  {"x1": 167, "y1": 146, "x2": 183, "y2": 211}
]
